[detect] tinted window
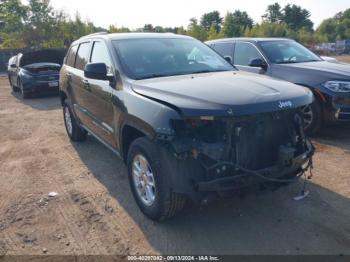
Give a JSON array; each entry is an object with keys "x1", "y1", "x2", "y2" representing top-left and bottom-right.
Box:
[
  {"x1": 113, "y1": 38, "x2": 234, "y2": 80},
  {"x1": 213, "y1": 42, "x2": 234, "y2": 60},
  {"x1": 259, "y1": 40, "x2": 321, "y2": 64},
  {"x1": 90, "y1": 41, "x2": 113, "y2": 73},
  {"x1": 66, "y1": 45, "x2": 78, "y2": 67},
  {"x1": 75, "y1": 42, "x2": 91, "y2": 70},
  {"x1": 234, "y1": 42, "x2": 263, "y2": 66}
]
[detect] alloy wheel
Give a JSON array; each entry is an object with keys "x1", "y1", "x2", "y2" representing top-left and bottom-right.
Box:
[{"x1": 132, "y1": 154, "x2": 156, "y2": 206}]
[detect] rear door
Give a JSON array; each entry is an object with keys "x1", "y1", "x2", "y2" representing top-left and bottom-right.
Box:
[
  {"x1": 83, "y1": 40, "x2": 116, "y2": 146},
  {"x1": 233, "y1": 42, "x2": 267, "y2": 74},
  {"x1": 64, "y1": 41, "x2": 98, "y2": 130}
]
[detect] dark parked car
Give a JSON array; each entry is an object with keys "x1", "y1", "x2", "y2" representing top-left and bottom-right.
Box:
[
  {"x1": 206, "y1": 38, "x2": 350, "y2": 134},
  {"x1": 60, "y1": 33, "x2": 314, "y2": 220},
  {"x1": 8, "y1": 49, "x2": 65, "y2": 98}
]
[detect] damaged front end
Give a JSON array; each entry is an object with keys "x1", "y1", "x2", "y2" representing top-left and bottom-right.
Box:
[{"x1": 168, "y1": 108, "x2": 314, "y2": 195}]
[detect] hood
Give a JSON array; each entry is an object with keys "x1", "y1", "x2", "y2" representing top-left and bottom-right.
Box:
[
  {"x1": 131, "y1": 71, "x2": 313, "y2": 117},
  {"x1": 19, "y1": 49, "x2": 65, "y2": 68},
  {"x1": 278, "y1": 61, "x2": 350, "y2": 76},
  {"x1": 272, "y1": 61, "x2": 350, "y2": 87}
]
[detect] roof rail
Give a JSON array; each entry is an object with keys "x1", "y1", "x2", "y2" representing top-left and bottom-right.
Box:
[{"x1": 80, "y1": 31, "x2": 108, "y2": 38}]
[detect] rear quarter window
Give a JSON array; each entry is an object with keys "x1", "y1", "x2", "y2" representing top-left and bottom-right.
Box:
[
  {"x1": 66, "y1": 45, "x2": 78, "y2": 67},
  {"x1": 213, "y1": 42, "x2": 234, "y2": 60}
]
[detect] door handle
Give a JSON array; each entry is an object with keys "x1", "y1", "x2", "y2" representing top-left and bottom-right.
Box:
[
  {"x1": 81, "y1": 79, "x2": 91, "y2": 91},
  {"x1": 66, "y1": 72, "x2": 72, "y2": 80}
]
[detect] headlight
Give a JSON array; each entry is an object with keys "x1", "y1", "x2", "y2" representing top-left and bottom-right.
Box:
[{"x1": 323, "y1": 81, "x2": 350, "y2": 93}]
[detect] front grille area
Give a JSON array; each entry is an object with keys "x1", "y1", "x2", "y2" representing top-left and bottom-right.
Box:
[{"x1": 334, "y1": 96, "x2": 350, "y2": 107}]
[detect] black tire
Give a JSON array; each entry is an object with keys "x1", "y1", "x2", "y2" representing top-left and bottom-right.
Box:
[
  {"x1": 127, "y1": 137, "x2": 186, "y2": 221},
  {"x1": 63, "y1": 101, "x2": 87, "y2": 142},
  {"x1": 303, "y1": 98, "x2": 323, "y2": 135},
  {"x1": 18, "y1": 79, "x2": 29, "y2": 99}
]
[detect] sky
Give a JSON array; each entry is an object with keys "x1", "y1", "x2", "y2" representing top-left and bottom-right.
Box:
[{"x1": 47, "y1": 0, "x2": 350, "y2": 29}]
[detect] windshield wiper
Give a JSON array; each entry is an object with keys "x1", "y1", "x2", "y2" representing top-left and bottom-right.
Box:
[
  {"x1": 137, "y1": 73, "x2": 179, "y2": 80},
  {"x1": 136, "y1": 70, "x2": 229, "y2": 80},
  {"x1": 276, "y1": 61, "x2": 298, "y2": 64},
  {"x1": 190, "y1": 69, "x2": 229, "y2": 74}
]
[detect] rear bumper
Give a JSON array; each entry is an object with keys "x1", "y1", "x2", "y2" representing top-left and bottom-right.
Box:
[
  {"x1": 22, "y1": 81, "x2": 59, "y2": 94},
  {"x1": 197, "y1": 146, "x2": 313, "y2": 192}
]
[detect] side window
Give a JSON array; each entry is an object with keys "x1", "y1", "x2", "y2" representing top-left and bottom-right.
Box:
[
  {"x1": 234, "y1": 42, "x2": 263, "y2": 66},
  {"x1": 90, "y1": 41, "x2": 113, "y2": 74},
  {"x1": 213, "y1": 43, "x2": 234, "y2": 60},
  {"x1": 75, "y1": 42, "x2": 91, "y2": 70},
  {"x1": 66, "y1": 45, "x2": 78, "y2": 67}
]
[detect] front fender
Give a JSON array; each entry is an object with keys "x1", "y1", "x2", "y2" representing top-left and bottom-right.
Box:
[{"x1": 117, "y1": 89, "x2": 182, "y2": 138}]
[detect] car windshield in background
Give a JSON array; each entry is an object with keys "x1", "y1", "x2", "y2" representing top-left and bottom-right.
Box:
[
  {"x1": 259, "y1": 40, "x2": 322, "y2": 64},
  {"x1": 113, "y1": 38, "x2": 234, "y2": 80}
]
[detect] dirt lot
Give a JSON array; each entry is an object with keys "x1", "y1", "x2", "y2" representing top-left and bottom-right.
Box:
[
  {"x1": 334, "y1": 55, "x2": 350, "y2": 63},
  {"x1": 0, "y1": 75, "x2": 350, "y2": 256}
]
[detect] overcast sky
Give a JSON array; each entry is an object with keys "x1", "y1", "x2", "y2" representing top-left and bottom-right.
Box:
[{"x1": 48, "y1": 0, "x2": 349, "y2": 29}]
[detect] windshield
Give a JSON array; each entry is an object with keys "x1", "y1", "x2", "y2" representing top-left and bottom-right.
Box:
[
  {"x1": 259, "y1": 40, "x2": 321, "y2": 64},
  {"x1": 113, "y1": 38, "x2": 234, "y2": 80}
]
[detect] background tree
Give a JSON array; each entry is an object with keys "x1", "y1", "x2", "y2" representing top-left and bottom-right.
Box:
[
  {"x1": 187, "y1": 17, "x2": 207, "y2": 41},
  {"x1": 0, "y1": 0, "x2": 349, "y2": 49},
  {"x1": 262, "y1": 3, "x2": 283, "y2": 23},
  {"x1": 222, "y1": 10, "x2": 253, "y2": 37},
  {"x1": 207, "y1": 24, "x2": 220, "y2": 40},
  {"x1": 200, "y1": 11, "x2": 222, "y2": 32},
  {"x1": 316, "y1": 9, "x2": 350, "y2": 42},
  {"x1": 0, "y1": 0, "x2": 27, "y2": 33},
  {"x1": 282, "y1": 4, "x2": 313, "y2": 31}
]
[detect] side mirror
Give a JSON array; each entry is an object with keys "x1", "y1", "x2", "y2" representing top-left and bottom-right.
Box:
[
  {"x1": 84, "y1": 63, "x2": 108, "y2": 80},
  {"x1": 249, "y1": 58, "x2": 267, "y2": 69},
  {"x1": 10, "y1": 64, "x2": 17, "y2": 68},
  {"x1": 224, "y1": 56, "x2": 232, "y2": 64}
]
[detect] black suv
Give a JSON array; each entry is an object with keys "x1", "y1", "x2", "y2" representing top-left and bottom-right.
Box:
[
  {"x1": 206, "y1": 38, "x2": 350, "y2": 134},
  {"x1": 60, "y1": 33, "x2": 314, "y2": 221}
]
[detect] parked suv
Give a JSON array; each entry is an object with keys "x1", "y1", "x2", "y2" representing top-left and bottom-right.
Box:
[
  {"x1": 207, "y1": 38, "x2": 350, "y2": 134},
  {"x1": 60, "y1": 33, "x2": 314, "y2": 221}
]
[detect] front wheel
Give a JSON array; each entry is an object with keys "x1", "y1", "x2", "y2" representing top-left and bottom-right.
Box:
[
  {"x1": 303, "y1": 98, "x2": 323, "y2": 135},
  {"x1": 63, "y1": 101, "x2": 87, "y2": 142},
  {"x1": 127, "y1": 137, "x2": 186, "y2": 221}
]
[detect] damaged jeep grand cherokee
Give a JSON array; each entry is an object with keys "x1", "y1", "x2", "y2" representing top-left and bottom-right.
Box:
[{"x1": 60, "y1": 33, "x2": 315, "y2": 221}]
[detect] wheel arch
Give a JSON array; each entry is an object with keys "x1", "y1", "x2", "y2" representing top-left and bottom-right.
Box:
[
  {"x1": 120, "y1": 122, "x2": 151, "y2": 162},
  {"x1": 59, "y1": 90, "x2": 68, "y2": 106}
]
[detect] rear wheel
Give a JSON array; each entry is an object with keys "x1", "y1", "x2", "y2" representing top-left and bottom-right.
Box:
[
  {"x1": 303, "y1": 98, "x2": 323, "y2": 135},
  {"x1": 127, "y1": 137, "x2": 186, "y2": 221},
  {"x1": 63, "y1": 101, "x2": 87, "y2": 142}
]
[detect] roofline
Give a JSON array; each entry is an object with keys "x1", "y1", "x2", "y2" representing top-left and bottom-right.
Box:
[
  {"x1": 206, "y1": 37, "x2": 294, "y2": 44},
  {"x1": 71, "y1": 32, "x2": 193, "y2": 45}
]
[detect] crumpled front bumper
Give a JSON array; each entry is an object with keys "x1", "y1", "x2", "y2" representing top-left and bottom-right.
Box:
[{"x1": 197, "y1": 143, "x2": 314, "y2": 192}]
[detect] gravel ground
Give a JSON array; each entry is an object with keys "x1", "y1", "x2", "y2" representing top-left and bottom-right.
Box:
[{"x1": 0, "y1": 76, "x2": 350, "y2": 256}]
